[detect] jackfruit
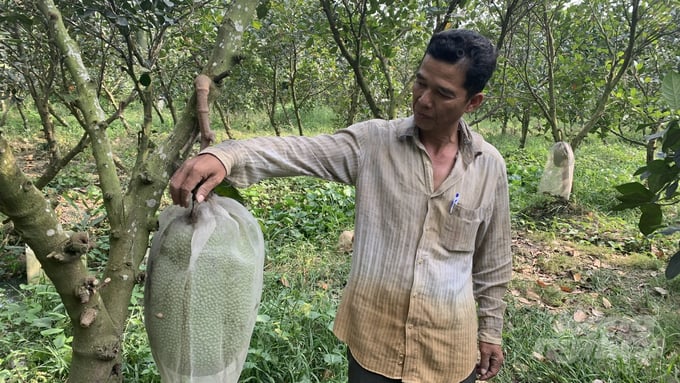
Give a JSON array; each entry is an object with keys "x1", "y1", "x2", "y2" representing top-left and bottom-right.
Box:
[{"x1": 144, "y1": 196, "x2": 265, "y2": 382}]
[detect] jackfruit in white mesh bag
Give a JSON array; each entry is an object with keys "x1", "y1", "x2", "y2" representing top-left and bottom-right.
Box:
[
  {"x1": 538, "y1": 141, "x2": 575, "y2": 200},
  {"x1": 144, "y1": 195, "x2": 264, "y2": 383}
]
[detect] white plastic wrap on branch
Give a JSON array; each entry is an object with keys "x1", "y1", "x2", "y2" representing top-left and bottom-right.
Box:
[
  {"x1": 195, "y1": 74, "x2": 216, "y2": 150},
  {"x1": 144, "y1": 195, "x2": 265, "y2": 382}
]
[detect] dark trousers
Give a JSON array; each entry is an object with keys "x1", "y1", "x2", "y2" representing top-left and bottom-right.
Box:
[{"x1": 348, "y1": 349, "x2": 477, "y2": 383}]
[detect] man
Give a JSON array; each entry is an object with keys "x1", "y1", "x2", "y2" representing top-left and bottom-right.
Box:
[{"x1": 170, "y1": 28, "x2": 512, "y2": 383}]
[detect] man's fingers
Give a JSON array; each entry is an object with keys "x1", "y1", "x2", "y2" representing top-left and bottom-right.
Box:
[
  {"x1": 169, "y1": 154, "x2": 227, "y2": 207},
  {"x1": 482, "y1": 356, "x2": 502, "y2": 379},
  {"x1": 477, "y1": 357, "x2": 489, "y2": 375},
  {"x1": 476, "y1": 341, "x2": 504, "y2": 380},
  {"x1": 170, "y1": 172, "x2": 197, "y2": 207},
  {"x1": 477, "y1": 355, "x2": 503, "y2": 380},
  {"x1": 194, "y1": 175, "x2": 222, "y2": 203}
]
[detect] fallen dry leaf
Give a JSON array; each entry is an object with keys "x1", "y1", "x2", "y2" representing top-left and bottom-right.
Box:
[
  {"x1": 653, "y1": 287, "x2": 668, "y2": 296},
  {"x1": 279, "y1": 275, "x2": 290, "y2": 288},
  {"x1": 517, "y1": 297, "x2": 532, "y2": 305},
  {"x1": 526, "y1": 290, "x2": 542, "y2": 301},
  {"x1": 602, "y1": 297, "x2": 612, "y2": 309},
  {"x1": 574, "y1": 309, "x2": 588, "y2": 322},
  {"x1": 532, "y1": 351, "x2": 546, "y2": 361},
  {"x1": 652, "y1": 245, "x2": 664, "y2": 259}
]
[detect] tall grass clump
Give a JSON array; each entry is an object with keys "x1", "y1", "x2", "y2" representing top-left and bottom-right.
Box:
[
  {"x1": 0, "y1": 283, "x2": 72, "y2": 381},
  {"x1": 499, "y1": 302, "x2": 680, "y2": 383}
]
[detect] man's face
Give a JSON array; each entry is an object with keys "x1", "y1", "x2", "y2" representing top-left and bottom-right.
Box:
[{"x1": 412, "y1": 55, "x2": 483, "y2": 135}]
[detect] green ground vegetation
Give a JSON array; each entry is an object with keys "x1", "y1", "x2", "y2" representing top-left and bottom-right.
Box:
[{"x1": 1, "y1": 106, "x2": 679, "y2": 382}]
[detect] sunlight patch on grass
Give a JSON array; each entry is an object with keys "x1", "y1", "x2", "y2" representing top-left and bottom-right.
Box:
[{"x1": 610, "y1": 252, "x2": 664, "y2": 271}]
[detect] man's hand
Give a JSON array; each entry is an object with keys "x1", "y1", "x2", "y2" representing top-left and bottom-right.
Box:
[
  {"x1": 476, "y1": 341, "x2": 504, "y2": 380},
  {"x1": 169, "y1": 154, "x2": 227, "y2": 207}
]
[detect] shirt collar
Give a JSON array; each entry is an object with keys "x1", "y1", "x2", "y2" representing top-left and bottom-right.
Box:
[{"x1": 396, "y1": 116, "x2": 482, "y2": 168}]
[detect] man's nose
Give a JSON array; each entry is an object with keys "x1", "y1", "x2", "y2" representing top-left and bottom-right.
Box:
[{"x1": 417, "y1": 89, "x2": 432, "y2": 107}]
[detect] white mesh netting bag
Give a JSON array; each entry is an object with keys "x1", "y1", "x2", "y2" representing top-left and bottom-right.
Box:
[
  {"x1": 144, "y1": 195, "x2": 265, "y2": 383},
  {"x1": 538, "y1": 141, "x2": 575, "y2": 200}
]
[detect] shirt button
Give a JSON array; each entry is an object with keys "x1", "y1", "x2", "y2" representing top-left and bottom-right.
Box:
[
  {"x1": 408, "y1": 324, "x2": 414, "y2": 329},
  {"x1": 417, "y1": 259, "x2": 423, "y2": 265}
]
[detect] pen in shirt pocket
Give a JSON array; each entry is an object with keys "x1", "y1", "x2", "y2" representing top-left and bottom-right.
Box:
[{"x1": 449, "y1": 192, "x2": 460, "y2": 214}]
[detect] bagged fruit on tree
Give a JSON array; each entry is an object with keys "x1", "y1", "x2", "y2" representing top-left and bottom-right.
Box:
[{"x1": 144, "y1": 195, "x2": 264, "y2": 382}]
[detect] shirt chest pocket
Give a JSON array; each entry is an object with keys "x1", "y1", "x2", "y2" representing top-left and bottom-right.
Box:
[{"x1": 441, "y1": 206, "x2": 483, "y2": 252}]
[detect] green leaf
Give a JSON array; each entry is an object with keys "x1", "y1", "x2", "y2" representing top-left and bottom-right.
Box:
[
  {"x1": 213, "y1": 181, "x2": 244, "y2": 203},
  {"x1": 139, "y1": 73, "x2": 151, "y2": 87},
  {"x1": 662, "y1": 119, "x2": 680, "y2": 152},
  {"x1": 646, "y1": 159, "x2": 671, "y2": 174},
  {"x1": 661, "y1": 72, "x2": 680, "y2": 111},
  {"x1": 666, "y1": 249, "x2": 680, "y2": 280},
  {"x1": 615, "y1": 181, "x2": 649, "y2": 195},
  {"x1": 53, "y1": 333, "x2": 67, "y2": 348},
  {"x1": 256, "y1": 0, "x2": 271, "y2": 20},
  {"x1": 614, "y1": 182, "x2": 655, "y2": 205},
  {"x1": 665, "y1": 180, "x2": 678, "y2": 199},
  {"x1": 141, "y1": 0, "x2": 154, "y2": 11},
  {"x1": 40, "y1": 328, "x2": 64, "y2": 336},
  {"x1": 633, "y1": 165, "x2": 648, "y2": 177},
  {"x1": 639, "y1": 203, "x2": 662, "y2": 236},
  {"x1": 646, "y1": 163, "x2": 680, "y2": 195},
  {"x1": 323, "y1": 353, "x2": 344, "y2": 365},
  {"x1": 612, "y1": 201, "x2": 641, "y2": 211}
]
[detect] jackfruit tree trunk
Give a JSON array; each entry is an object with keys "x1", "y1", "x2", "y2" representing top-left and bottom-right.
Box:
[
  {"x1": 0, "y1": 134, "x2": 121, "y2": 381},
  {"x1": 0, "y1": 1, "x2": 261, "y2": 382}
]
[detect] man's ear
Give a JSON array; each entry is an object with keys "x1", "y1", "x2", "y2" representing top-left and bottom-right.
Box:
[{"x1": 465, "y1": 93, "x2": 484, "y2": 112}]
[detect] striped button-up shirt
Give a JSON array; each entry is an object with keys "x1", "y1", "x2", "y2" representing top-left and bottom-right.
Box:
[{"x1": 202, "y1": 116, "x2": 512, "y2": 382}]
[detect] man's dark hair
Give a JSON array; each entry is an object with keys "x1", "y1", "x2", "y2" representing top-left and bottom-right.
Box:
[{"x1": 425, "y1": 29, "x2": 498, "y2": 97}]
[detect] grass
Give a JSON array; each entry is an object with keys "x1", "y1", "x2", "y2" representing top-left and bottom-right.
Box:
[{"x1": 1, "y1": 105, "x2": 680, "y2": 382}]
